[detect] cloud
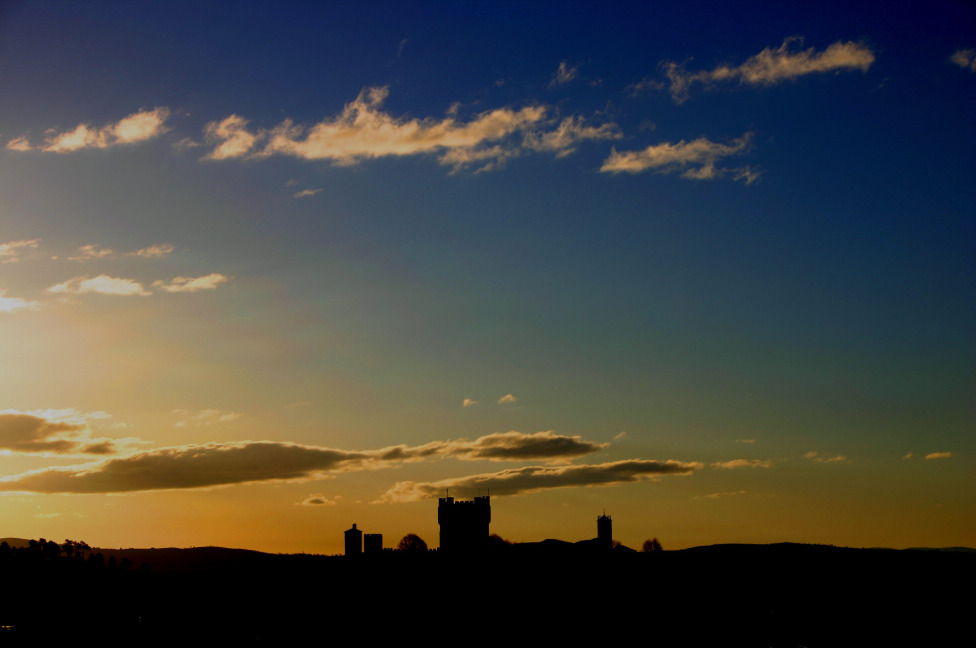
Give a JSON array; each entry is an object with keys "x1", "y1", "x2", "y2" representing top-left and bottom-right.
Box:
[
  {"x1": 0, "y1": 239, "x2": 41, "y2": 263},
  {"x1": 613, "y1": 432, "x2": 627, "y2": 441},
  {"x1": 497, "y1": 394, "x2": 517, "y2": 404},
  {"x1": 379, "y1": 458, "x2": 703, "y2": 502},
  {"x1": 6, "y1": 136, "x2": 32, "y2": 152},
  {"x1": 129, "y1": 243, "x2": 175, "y2": 259},
  {"x1": 68, "y1": 242, "x2": 174, "y2": 261},
  {"x1": 735, "y1": 439, "x2": 757, "y2": 444},
  {"x1": 663, "y1": 38, "x2": 875, "y2": 103},
  {"x1": 0, "y1": 410, "x2": 118, "y2": 455},
  {"x1": 46, "y1": 275, "x2": 151, "y2": 297},
  {"x1": 152, "y1": 273, "x2": 229, "y2": 293},
  {"x1": 462, "y1": 398, "x2": 478, "y2": 407},
  {"x1": 698, "y1": 490, "x2": 747, "y2": 500},
  {"x1": 0, "y1": 441, "x2": 376, "y2": 493},
  {"x1": 172, "y1": 409, "x2": 242, "y2": 428},
  {"x1": 549, "y1": 60, "x2": 579, "y2": 87},
  {"x1": 300, "y1": 494, "x2": 338, "y2": 506},
  {"x1": 68, "y1": 244, "x2": 116, "y2": 261},
  {"x1": 711, "y1": 459, "x2": 772, "y2": 469},
  {"x1": 950, "y1": 49, "x2": 976, "y2": 72},
  {"x1": 600, "y1": 133, "x2": 754, "y2": 181},
  {"x1": 903, "y1": 452, "x2": 913, "y2": 460},
  {"x1": 202, "y1": 86, "x2": 616, "y2": 172},
  {"x1": 925, "y1": 451, "x2": 952, "y2": 460},
  {"x1": 13, "y1": 108, "x2": 170, "y2": 152},
  {"x1": 442, "y1": 430, "x2": 606, "y2": 461},
  {"x1": 803, "y1": 450, "x2": 848, "y2": 464},
  {"x1": 0, "y1": 289, "x2": 39, "y2": 313},
  {"x1": 203, "y1": 115, "x2": 257, "y2": 160},
  {"x1": 293, "y1": 188, "x2": 322, "y2": 198}
]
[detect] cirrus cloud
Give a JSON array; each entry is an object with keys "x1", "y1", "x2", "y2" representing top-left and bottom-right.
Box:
[{"x1": 711, "y1": 458, "x2": 772, "y2": 469}]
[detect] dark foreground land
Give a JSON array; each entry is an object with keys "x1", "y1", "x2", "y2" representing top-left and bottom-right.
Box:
[{"x1": 2, "y1": 540, "x2": 973, "y2": 646}]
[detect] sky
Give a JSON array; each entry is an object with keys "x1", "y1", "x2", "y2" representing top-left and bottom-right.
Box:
[{"x1": 0, "y1": 0, "x2": 973, "y2": 554}]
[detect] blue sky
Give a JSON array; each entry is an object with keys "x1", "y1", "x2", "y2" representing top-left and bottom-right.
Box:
[{"x1": 0, "y1": 0, "x2": 973, "y2": 552}]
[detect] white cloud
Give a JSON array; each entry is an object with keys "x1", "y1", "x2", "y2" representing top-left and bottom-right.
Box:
[
  {"x1": 549, "y1": 60, "x2": 579, "y2": 87},
  {"x1": 663, "y1": 38, "x2": 875, "y2": 103},
  {"x1": 462, "y1": 398, "x2": 478, "y2": 407},
  {"x1": 293, "y1": 188, "x2": 322, "y2": 198},
  {"x1": 0, "y1": 239, "x2": 41, "y2": 263},
  {"x1": 601, "y1": 133, "x2": 754, "y2": 181},
  {"x1": 925, "y1": 451, "x2": 952, "y2": 460},
  {"x1": 13, "y1": 108, "x2": 170, "y2": 153},
  {"x1": 711, "y1": 458, "x2": 772, "y2": 469},
  {"x1": 152, "y1": 273, "x2": 229, "y2": 293},
  {"x1": 950, "y1": 48, "x2": 976, "y2": 72},
  {"x1": 46, "y1": 275, "x2": 151, "y2": 297},
  {"x1": 497, "y1": 394, "x2": 517, "y2": 404},
  {"x1": 0, "y1": 289, "x2": 39, "y2": 313},
  {"x1": 202, "y1": 87, "x2": 616, "y2": 172}
]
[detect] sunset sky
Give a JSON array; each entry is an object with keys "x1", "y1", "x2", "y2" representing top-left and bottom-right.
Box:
[{"x1": 1, "y1": 0, "x2": 973, "y2": 554}]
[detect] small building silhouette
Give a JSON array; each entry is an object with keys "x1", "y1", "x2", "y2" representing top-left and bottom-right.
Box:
[
  {"x1": 364, "y1": 533, "x2": 383, "y2": 554},
  {"x1": 438, "y1": 495, "x2": 490, "y2": 553},
  {"x1": 597, "y1": 512, "x2": 612, "y2": 550},
  {"x1": 345, "y1": 523, "x2": 363, "y2": 556}
]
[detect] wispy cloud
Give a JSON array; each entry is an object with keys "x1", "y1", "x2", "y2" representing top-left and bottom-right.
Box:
[
  {"x1": 497, "y1": 394, "x2": 517, "y2": 404},
  {"x1": 152, "y1": 273, "x2": 229, "y2": 293},
  {"x1": 601, "y1": 133, "x2": 754, "y2": 181},
  {"x1": 803, "y1": 450, "x2": 848, "y2": 464},
  {"x1": 441, "y1": 430, "x2": 606, "y2": 461},
  {"x1": 549, "y1": 60, "x2": 579, "y2": 87},
  {"x1": 697, "y1": 490, "x2": 747, "y2": 500},
  {"x1": 68, "y1": 243, "x2": 174, "y2": 261},
  {"x1": 0, "y1": 239, "x2": 41, "y2": 263},
  {"x1": 300, "y1": 494, "x2": 338, "y2": 506},
  {"x1": 202, "y1": 87, "x2": 617, "y2": 172},
  {"x1": 10, "y1": 108, "x2": 170, "y2": 152},
  {"x1": 172, "y1": 409, "x2": 242, "y2": 428},
  {"x1": 46, "y1": 275, "x2": 151, "y2": 297},
  {"x1": 293, "y1": 188, "x2": 322, "y2": 198},
  {"x1": 950, "y1": 48, "x2": 976, "y2": 72},
  {"x1": 711, "y1": 458, "x2": 772, "y2": 469},
  {"x1": 735, "y1": 439, "x2": 757, "y2": 444},
  {"x1": 0, "y1": 289, "x2": 39, "y2": 313},
  {"x1": 379, "y1": 458, "x2": 704, "y2": 502},
  {"x1": 0, "y1": 409, "x2": 120, "y2": 455},
  {"x1": 925, "y1": 451, "x2": 952, "y2": 460},
  {"x1": 462, "y1": 398, "x2": 478, "y2": 407},
  {"x1": 662, "y1": 38, "x2": 875, "y2": 103}
]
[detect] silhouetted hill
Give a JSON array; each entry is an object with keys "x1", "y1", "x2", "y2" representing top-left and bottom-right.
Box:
[{"x1": 2, "y1": 540, "x2": 973, "y2": 646}]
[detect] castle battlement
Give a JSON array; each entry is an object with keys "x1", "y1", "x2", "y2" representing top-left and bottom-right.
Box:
[{"x1": 438, "y1": 495, "x2": 490, "y2": 553}]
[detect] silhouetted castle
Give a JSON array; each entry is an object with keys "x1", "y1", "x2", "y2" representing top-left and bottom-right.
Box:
[
  {"x1": 597, "y1": 512, "x2": 612, "y2": 550},
  {"x1": 345, "y1": 523, "x2": 362, "y2": 556},
  {"x1": 438, "y1": 495, "x2": 490, "y2": 553}
]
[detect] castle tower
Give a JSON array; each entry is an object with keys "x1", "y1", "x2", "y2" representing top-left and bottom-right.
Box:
[
  {"x1": 345, "y1": 523, "x2": 363, "y2": 556},
  {"x1": 597, "y1": 512, "x2": 612, "y2": 550},
  {"x1": 438, "y1": 495, "x2": 491, "y2": 553}
]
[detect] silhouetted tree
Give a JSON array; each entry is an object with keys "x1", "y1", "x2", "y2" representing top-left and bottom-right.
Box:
[
  {"x1": 641, "y1": 537, "x2": 663, "y2": 552},
  {"x1": 397, "y1": 534, "x2": 428, "y2": 552}
]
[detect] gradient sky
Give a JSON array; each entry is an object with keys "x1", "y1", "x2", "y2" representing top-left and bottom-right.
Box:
[{"x1": 1, "y1": 0, "x2": 973, "y2": 554}]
